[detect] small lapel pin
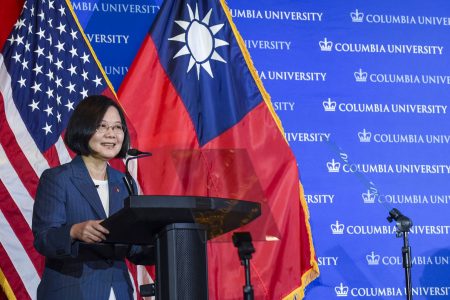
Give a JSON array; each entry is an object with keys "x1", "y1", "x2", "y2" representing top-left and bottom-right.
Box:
[{"x1": 114, "y1": 186, "x2": 120, "y2": 193}]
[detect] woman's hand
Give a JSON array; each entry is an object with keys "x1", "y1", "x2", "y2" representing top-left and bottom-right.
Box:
[{"x1": 70, "y1": 220, "x2": 109, "y2": 243}]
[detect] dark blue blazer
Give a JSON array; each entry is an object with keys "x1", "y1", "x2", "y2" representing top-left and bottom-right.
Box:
[{"x1": 32, "y1": 156, "x2": 143, "y2": 300}]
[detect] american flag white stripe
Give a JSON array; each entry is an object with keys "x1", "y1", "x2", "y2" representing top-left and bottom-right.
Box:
[
  {"x1": 137, "y1": 265, "x2": 154, "y2": 287},
  {"x1": 0, "y1": 144, "x2": 34, "y2": 227},
  {"x1": 0, "y1": 210, "x2": 39, "y2": 300},
  {"x1": 137, "y1": 266, "x2": 154, "y2": 300},
  {"x1": 54, "y1": 135, "x2": 72, "y2": 165},
  {"x1": 127, "y1": 270, "x2": 138, "y2": 300},
  {"x1": 0, "y1": 54, "x2": 50, "y2": 177}
]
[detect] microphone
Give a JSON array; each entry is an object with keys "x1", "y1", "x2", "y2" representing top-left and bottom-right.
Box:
[
  {"x1": 387, "y1": 208, "x2": 413, "y2": 234},
  {"x1": 123, "y1": 148, "x2": 152, "y2": 196},
  {"x1": 127, "y1": 148, "x2": 152, "y2": 157}
]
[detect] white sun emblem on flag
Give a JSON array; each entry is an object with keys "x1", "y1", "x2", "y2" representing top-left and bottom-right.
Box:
[{"x1": 168, "y1": 3, "x2": 229, "y2": 79}]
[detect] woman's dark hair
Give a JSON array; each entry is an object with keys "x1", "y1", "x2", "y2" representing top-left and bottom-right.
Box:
[{"x1": 64, "y1": 95, "x2": 130, "y2": 158}]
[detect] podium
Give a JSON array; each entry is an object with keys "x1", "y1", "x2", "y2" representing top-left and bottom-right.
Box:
[{"x1": 101, "y1": 195, "x2": 261, "y2": 300}]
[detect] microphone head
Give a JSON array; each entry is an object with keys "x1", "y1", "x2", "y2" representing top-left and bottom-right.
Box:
[
  {"x1": 127, "y1": 148, "x2": 152, "y2": 156},
  {"x1": 127, "y1": 148, "x2": 140, "y2": 156}
]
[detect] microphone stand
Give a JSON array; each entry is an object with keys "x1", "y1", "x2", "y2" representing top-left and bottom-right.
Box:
[
  {"x1": 387, "y1": 208, "x2": 413, "y2": 300},
  {"x1": 123, "y1": 157, "x2": 137, "y2": 195},
  {"x1": 122, "y1": 149, "x2": 155, "y2": 297},
  {"x1": 232, "y1": 232, "x2": 255, "y2": 300},
  {"x1": 123, "y1": 149, "x2": 152, "y2": 196}
]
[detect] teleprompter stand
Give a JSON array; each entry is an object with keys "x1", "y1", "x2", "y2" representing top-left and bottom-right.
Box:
[
  {"x1": 101, "y1": 195, "x2": 261, "y2": 300},
  {"x1": 233, "y1": 232, "x2": 255, "y2": 300}
]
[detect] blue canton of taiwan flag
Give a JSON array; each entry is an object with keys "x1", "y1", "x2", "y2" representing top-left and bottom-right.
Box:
[
  {"x1": 150, "y1": 0, "x2": 262, "y2": 146},
  {"x1": 0, "y1": 0, "x2": 114, "y2": 299}
]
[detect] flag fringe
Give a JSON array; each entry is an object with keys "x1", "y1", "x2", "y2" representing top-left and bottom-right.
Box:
[
  {"x1": 0, "y1": 268, "x2": 16, "y2": 300},
  {"x1": 282, "y1": 183, "x2": 320, "y2": 300},
  {"x1": 220, "y1": 0, "x2": 285, "y2": 137},
  {"x1": 299, "y1": 178, "x2": 320, "y2": 281},
  {"x1": 64, "y1": 0, "x2": 117, "y2": 98}
]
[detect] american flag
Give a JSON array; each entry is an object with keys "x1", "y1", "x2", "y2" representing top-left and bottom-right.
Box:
[{"x1": 0, "y1": 0, "x2": 114, "y2": 298}]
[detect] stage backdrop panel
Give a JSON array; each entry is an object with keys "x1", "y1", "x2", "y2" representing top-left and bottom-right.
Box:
[{"x1": 72, "y1": 0, "x2": 450, "y2": 299}]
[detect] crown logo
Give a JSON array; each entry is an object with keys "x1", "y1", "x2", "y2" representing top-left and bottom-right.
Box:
[
  {"x1": 335, "y1": 283, "x2": 349, "y2": 297},
  {"x1": 350, "y1": 9, "x2": 364, "y2": 22},
  {"x1": 322, "y1": 98, "x2": 337, "y2": 112},
  {"x1": 331, "y1": 220, "x2": 345, "y2": 234},
  {"x1": 362, "y1": 190, "x2": 377, "y2": 204},
  {"x1": 319, "y1": 38, "x2": 333, "y2": 51},
  {"x1": 354, "y1": 68, "x2": 368, "y2": 82},
  {"x1": 366, "y1": 251, "x2": 381, "y2": 265},
  {"x1": 327, "y1": 159, "x2": 340, "y2": 173},
  {"x1": 358, "y1": 129, "x2": 372, "y2": 142}
]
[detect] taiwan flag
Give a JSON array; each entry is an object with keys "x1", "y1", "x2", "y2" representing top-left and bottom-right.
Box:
[{"x1": 118, "y1": 0, "x2": 319, "y2": 299}]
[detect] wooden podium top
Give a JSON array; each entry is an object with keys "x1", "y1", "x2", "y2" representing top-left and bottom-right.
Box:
[{"x1": 101, "y1": 195, "x2": 262, "y2": 244}]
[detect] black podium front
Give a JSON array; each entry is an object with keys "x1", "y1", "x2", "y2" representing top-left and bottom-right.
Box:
[{"x1": 101, "y1": 195, "x2": 261, "y2": 300}]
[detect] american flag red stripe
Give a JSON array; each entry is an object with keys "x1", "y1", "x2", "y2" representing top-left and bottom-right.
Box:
[
  {"x1": 41, "y1": 146, "x2": 62, "y2": 169},
  {"x1": 0, "y1": 0, "x2": 24, "y2": 50},
  {"x1": 0, "y1": 99, "x2": 40, "y2": 198},
  {"x1": 0, "y1": 207, "x2": 39, "y2": 299},
  {"x1": 0, "y1": 138, "x2": 42, "y2": 298},
  {"x1": 0, "y1": 183, "x2": 42, "y2": 274},
  {"x1": 0, "y1": 69, "x2": 82, "y2": 298},
  {"x1": 0, "y1": 242, "x2": 30, "y2": 300}
]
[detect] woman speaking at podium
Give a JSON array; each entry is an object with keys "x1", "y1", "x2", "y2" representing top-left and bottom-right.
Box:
[{"x1": 32, "y1": 95, "x2": 148, "y2": 300}]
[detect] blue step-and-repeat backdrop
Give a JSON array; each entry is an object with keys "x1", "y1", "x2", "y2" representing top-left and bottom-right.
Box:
[{"x1": 72, "y1": 0, "x2": 450, "y2": 299}]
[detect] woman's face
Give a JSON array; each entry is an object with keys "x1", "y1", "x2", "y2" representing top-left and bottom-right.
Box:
[{"x1": 88, "y1": 106, "x2": 124, "y2": 162}]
